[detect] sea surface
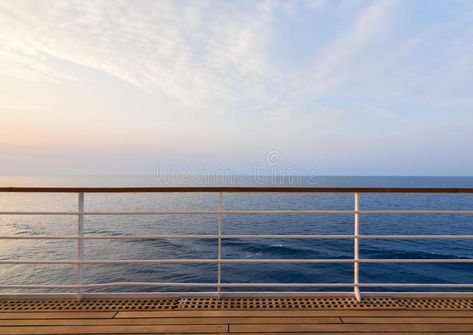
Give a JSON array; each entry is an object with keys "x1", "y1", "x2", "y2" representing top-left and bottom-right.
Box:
[{"x1": 1, "y1": 176, "x2": 473, "y2": 294}]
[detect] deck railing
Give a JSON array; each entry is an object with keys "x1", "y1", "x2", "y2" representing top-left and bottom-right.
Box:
[{"x1": 1, "y1": 186, "x2": 473, "y2": 300}]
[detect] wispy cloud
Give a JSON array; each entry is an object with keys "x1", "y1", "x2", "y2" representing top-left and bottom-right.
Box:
[
  {"x1": 0, "y1": 1, "x2": 278, "y2": 109},
  {"x1": 307, "y1": 0, "x2": 394, "y2": 96},
  {"x1": 1, "y1": 0, "x2": 473, "y2": 175}
]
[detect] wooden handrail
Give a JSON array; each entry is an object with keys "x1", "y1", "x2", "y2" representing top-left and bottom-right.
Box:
[{"x1": 0, "y1": 186, "x2": 473, "y2": 193}]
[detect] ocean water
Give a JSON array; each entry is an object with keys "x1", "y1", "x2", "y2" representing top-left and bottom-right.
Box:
[{"x1": 1, "y1": 176, "x2": 473, "y2": 294}]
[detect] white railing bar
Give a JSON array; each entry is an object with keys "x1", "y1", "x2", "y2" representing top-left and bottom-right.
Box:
[
  {"x1": 220, "y1": 283, "x2": 353, "y2": 287},
  {"x1": 3, "y1": 292, "x2": 473, "y2": 300},
  {"x1": 0, "y1": 282, "x2": 218, "y2": 289},
  {"x1": 0, "y1": 235, "x2": 218, "y2": 240},
  {"x1": 357, "y1": 235, "x2": 473, "y2": 239},
  {"x1": 360, "y1": 210, "x2": 473, "y2": 214},
  {"x1": 225, "y1": 234, "x2": 473, "y2": 239},
  {"x1": 0, "y1": 283, "x2": 352, "y2": 289},
  {"x1": 217, "y1": 192, "x2": 223, "y2": 299},
  {"x1": 4, "y1": 234, "x2": 473, "y2": 240},
  {"x1": 0, "y1": 236, "x2": 80, "y2": 240},
  {"x1": 223, "y1": 234, "x2": 353, "y2": 239},
  {"x1": 0, "y1": 210, "x2": 355, "y2": 215},
  {"x1": 219, "y1": 292, "x2": 473, "y2": 298},
  {"x1": 224, "y1": 234, "x2": 473, "y2": 240},
  {"x1": 0, "y1": 234, "x2": 349, "y2": 240},
  {"x1": 354, "y1": 192, "x2": 361, "y2": 302},
  {"x1": 76, "y1": 192, "x2": 84, "y2": 300},
  {"x1": 2, "y1": 210, "x2": 473, "y2": 215},
  {"x1": 359, "y1": 283, "x2": 473, "y2": 287},
  {"x1": 0, "y1": 259, "x2": 217, "y2": 264},
  {"x1": 0, "y1": 211, "x2": 81, "y2": 215},
  {"x1": 2, "y1": 258, "x2": 472, "y2": 265},
  {"x1": 0, "y1": 293, "x2": 221, "y2": 300},
  {"x1": 191, "y1": 233, "x2": 472, "y2": 239},
  {"x1": 222, "y1": 259, "x2": 354, "y2": 263},
  {"x1": 2, "y1": 282, "x2": 472, "y2": 289},
  {"x1": 359, "y1": 259, "x2": 473, "y2": 263}
]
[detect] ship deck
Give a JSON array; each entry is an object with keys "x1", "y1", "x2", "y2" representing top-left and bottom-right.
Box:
[{"x1": 1, "y1": 297, "x2": 473, "y2": 334}]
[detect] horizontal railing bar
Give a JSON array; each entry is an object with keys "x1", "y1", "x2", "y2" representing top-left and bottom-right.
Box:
[
  {"x1": 359, "y1": 283, "x2": 473, "y2": 287},
  {"x1": 0, "y1": 236, "x2": 76, "y2": 240},
  {"x1": 220, "y1": 283, "x2": 353, "y2": 287},
  {"x1": 2, "y1": 210, "x2": 473, "y2": 216},
  {"x1": 2, "y1": 186, "x2": 473, "y2": 193},
  {"x1": 222, "y1": 259, "x2": 354, "y2": 263},
  {"x1": 0, "y1": 282, "x2": 217, "y2": 289},
  {"x1": 2, "y1": 282, "x2": 473, "y2": 289},
  {"x1": 221, "y1": 283, "x2": 473, "y2": 288},
  {"x1": 0, "y1": 283, "x2": 352, "y2": 289},
  {"x1": 359, "y1": 259, "x2": 473, "y2": 263},
  {"x1": 0, "y1": 211, "x2": 80, "y2": 215},
  {"x1": 0, "y1": 259, "x2": 216, "y2": 264},
  {"x1": 2, "y1": 258, "x2": 473, "y2": 265},
  {"x1": 4, "y1": 234, "x2": 473, "y2": 240},
  {"x1": 219, "y1": 291, "x2": 473, "y2": 298},
  {"x1": 356, "y1": 235, "x2": 473, "y2": 239},
  {"x1": 0, "y1": 235, "x2": 219, "y2": 240},
  {"x1": 360, "y1": 210, "x2": 473, "y2": 215},
  {"x1": 3, "y1": 292, "x2": 473, "y2": 300},
  {"x1": 0, "y1": 293, "x2": 222, "y2": 300},
  {"x1": 0, "y1": 210, "x2": 355, "y2": 215},
  {"x1": 0, "y1": 236, "x2": 79, "y2": 240},
  {"x1": 0, "y1": 259, "x2": 353, "y2": 264},
  {"x1": 6, "y1": 292, "x2": 473, "y2": 300},
  {"x1": 222, "y1": 235, "x2": 350, "y2": 239},
  {"x1": 222, "y1": 234, "x2": 473, "y2": 239}
]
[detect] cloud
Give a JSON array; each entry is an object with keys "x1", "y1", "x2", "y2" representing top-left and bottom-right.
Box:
[
  {"x1": 1, "y1": 0, "x2": 473, "y2": 176},
  {"x1": 0, "y1": 1, "x2": 278, "y2": 109},
  {"x1": 308, "y1": 0, "x2": 395, "y2": 96}
]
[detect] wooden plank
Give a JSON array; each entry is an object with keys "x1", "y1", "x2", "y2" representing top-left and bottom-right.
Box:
[
  {"x1": 0, "y1": 316, "x2": 341, "y2": 326},
  {"x1": 230, "y1": 323, "x2": 473, "y2": 333},
  {"x1": 342, "y1": 317, "x2": 473, "y2": 324},
  {"x1": 116, "y1": 309, "x2": 473, "y2": 318},
  {"x1": 0, "y1": 324, "x2": 227, "y2": 334},
  {"x1": 0, "y1": 312, "x2": 116, "y2": 319}
]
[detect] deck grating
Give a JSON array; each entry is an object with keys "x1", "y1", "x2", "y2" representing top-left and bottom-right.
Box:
[{"x1": 1, "y1": 297, "x2": 473, "y2": 312}]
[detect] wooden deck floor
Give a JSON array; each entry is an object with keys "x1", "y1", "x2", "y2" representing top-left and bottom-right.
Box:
[{"x1": 1, "y1": 298, "x2": 473, "y2": 334}]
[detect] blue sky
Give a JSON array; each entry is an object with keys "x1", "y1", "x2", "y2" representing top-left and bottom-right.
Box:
[{"x1": 0, "y1": 0, "x2": 472, "y2": 176}]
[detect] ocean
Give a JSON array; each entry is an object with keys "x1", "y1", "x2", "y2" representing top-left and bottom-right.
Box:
[{"x1": 1, "y1": 176, "x2": 473, "y2": 294}]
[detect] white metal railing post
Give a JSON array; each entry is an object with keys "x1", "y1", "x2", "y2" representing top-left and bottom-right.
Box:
[
  {"x1": 77, "y1": 192, "x2": 84, "y2": 300},
  {"x1": 354, "y1": 192, "x2": 361, "y2": 302},
  {"x1": 217, "y1": 192, "x2": 223, "y2": 299}
]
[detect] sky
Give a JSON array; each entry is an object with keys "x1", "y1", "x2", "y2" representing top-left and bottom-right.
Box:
[{"x1": 0, "y1": 0, "x2": 472, "y2": 176}]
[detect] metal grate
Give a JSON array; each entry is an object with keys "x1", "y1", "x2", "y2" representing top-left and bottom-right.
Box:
[
  {"x1": 1, "y1": 297, "x2": 472, "y2": 312},
  {"x1": 177, "y1": 297, "x2": 473, "y2": 310},
  {"x1": 0, "y1": 299, "x2": 176, "y2": 312},
  {"x1": 398, "y1": 298, "x2": 473, "y2": 310}
]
